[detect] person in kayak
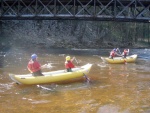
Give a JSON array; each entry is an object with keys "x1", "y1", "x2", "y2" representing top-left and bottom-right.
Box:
[
  {"x1": 122, "y1": 49, "x2": 129, "y2": 58},
  {"x1": 109, "y1": 48, "x2": 121, "y2": 59},
  {"x1": 27, "y1": 54, "x2": 44, "y2": 76},
  {"x1": 65, "y1": 56, "x2": 75, "y2": 72}
]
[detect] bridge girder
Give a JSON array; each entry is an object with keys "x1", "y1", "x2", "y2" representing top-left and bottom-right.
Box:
[{"x1": 0, "y1": 0, "x2": 150, "y2": 22}]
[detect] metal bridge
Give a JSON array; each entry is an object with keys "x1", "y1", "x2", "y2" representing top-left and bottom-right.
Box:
[{"x1": 0, "y1": 0, "x2": 150, "y2": 22}]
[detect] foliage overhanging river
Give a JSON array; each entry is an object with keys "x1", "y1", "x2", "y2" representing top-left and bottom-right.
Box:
[{"x1": 0, "y1": 48, "x2": 150, "y2": 113}]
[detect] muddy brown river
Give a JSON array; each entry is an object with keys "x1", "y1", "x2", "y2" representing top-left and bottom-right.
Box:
[{"x1": 0, "y1": 48, "x2": 149, "y2": 113}]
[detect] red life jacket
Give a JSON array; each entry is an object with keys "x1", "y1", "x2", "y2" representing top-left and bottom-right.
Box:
[
  {"x1": 123, "y1": 50, "x2": 128, "y2": 55},
  {"x1": 27, "y1": 60, "x2": 41, "y2": 72},
  {"x1": 65, "y1": 61, "x2": 75, "y2": 69},
  {"x1": 110, "y1": 50, "x2": 115, "y2": 57}
]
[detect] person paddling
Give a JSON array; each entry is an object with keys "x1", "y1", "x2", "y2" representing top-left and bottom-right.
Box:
[
  {"x1": 65, "y1": 56, "x2": 76, "y2": 72},
  {"x1": 122, "y1": 49, "x2": 129, "y2": 58},
  {"x1": 109, "y1": 48, "x2": 121, "y2": 59},
  {"x1": 27, "y1": 54, "x2": 44, "y2": 76}
]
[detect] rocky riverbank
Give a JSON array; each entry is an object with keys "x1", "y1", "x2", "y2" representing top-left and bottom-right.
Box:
[{"x1": 0, "y1": 20, "x2": 149, "y2": 50}]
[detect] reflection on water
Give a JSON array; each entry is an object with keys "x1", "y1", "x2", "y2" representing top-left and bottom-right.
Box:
[{"x1": 0, "y1": 48, "x2": 150, "y2": 113}]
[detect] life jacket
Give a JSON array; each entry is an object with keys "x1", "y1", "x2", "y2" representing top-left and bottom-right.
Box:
[
  {"x1": 65, "y1": 61, "x2": 75, "y2": 69},
  {"x1": 27, "y1": 60, "x2": 41, "y2": 72},
  {"x1": 123, "y1": 49, "x2": 128, "y2": 55},
  {"x1": 110, "y1": 50, "x2": 115, "y2": 57}
]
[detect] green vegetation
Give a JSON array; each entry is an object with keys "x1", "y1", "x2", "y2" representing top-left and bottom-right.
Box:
[
  {"x1": 75, "y1": 21, "x2": 150, "y2": 48},
  {"x1": 0, "y1": 20, "x2": 150, "y2": 49}
]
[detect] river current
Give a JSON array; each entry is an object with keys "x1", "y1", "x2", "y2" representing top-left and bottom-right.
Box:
[{"x1": 0, "y1": 48, "x2": 150, "y2": 113}]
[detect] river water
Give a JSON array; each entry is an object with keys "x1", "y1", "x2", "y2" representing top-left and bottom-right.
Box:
[{"x1": 0, "y1": 48, "x2": 150, "y2": 113}]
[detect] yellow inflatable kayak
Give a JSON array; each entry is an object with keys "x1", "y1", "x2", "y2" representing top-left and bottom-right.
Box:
[
  {"x1": 9, "y1": 64, "x2": 92, "y2": 85},
  {"x1": 101, "y1": 54, "x2": 138, "y2": 64}
]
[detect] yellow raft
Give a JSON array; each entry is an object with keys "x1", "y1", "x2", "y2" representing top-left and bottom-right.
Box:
[
  {"x1": 9, "y1": 64, "x2": 92, "y2": 85},
  {"x1": 101, "y1": 54, "x2": 138, "y2": 64}
]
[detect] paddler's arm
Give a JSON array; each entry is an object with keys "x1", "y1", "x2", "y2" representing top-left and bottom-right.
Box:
[
  {"x1": 27, "y1": 66, "x2": 33, "y2": 73},
  {"x1": 71, "y1": 57, "x2": 75, "y2": 62},
  {"x1": 71, "y1": 57, "x2": 78, "y2": 68}
]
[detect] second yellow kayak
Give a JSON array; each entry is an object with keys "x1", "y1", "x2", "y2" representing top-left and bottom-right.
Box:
[{"x1": 101, "y1": 54, "x2": 138, "y2": 64}]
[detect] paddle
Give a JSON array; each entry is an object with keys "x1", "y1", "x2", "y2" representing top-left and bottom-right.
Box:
[
  {"x1": 74, "y1": 57, "x2": 79, "y2": 65},
  {"x1": 123, "y1": 59, "x2": 127, "y2": 64},
  {"x1": 117, "y1": 48, "x2": 122, "y2": 55},
  {"x1": 83, "y1": 73, "x2": 90, "y2": 83},
  {"x1": 73, "y1": 57, "x2": 90, "y2": 82}
]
